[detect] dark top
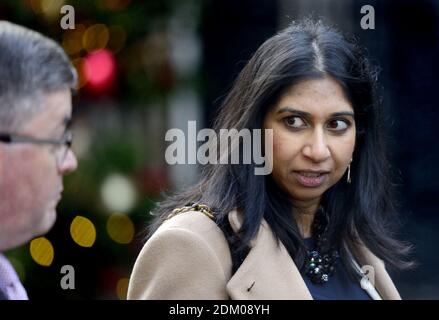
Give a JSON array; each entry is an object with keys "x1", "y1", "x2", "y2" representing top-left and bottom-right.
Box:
[
  {"x1": 0, "y1": 288, "x2": 7, "y2": 300},
  {"x1": 302, "y1": 237, "x2": 372, "y2": 300}
]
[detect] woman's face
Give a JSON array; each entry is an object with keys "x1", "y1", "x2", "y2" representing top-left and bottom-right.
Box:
[{"x1": 263, "y1": 76, "x2": 356, "y2": 205}]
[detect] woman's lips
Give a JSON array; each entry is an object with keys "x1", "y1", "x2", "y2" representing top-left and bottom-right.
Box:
[{"x1": 293, "y1": 171, "x2": 328, "y2": 187}]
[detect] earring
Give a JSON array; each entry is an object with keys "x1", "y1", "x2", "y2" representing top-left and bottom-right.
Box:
[{"x1": 347, "y1": 159, "x2": 352, "y2": 184}]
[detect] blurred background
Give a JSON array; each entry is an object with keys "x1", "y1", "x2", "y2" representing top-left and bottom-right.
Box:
[{"x1": 0, "y1": 0, "x2": 438, "y2": 299}]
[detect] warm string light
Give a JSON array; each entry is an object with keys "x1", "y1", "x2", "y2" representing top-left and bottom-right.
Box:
[
  {"x1": 62, "y1": 23, "x2": 126, "y2": 94},
  {"x1": 70, "y1": 216, "x2": 96, "y2": 248},
  {"x1": 83, "y1": 49, "x2": 116, "y2": 93},
  {"x1": 30, "y1": 237, "x2": 54, "y2": 267}
]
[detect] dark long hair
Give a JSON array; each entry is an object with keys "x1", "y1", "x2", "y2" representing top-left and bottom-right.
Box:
[{"x1": 148, "y1": 19, "x2": 413, "y2": 276}]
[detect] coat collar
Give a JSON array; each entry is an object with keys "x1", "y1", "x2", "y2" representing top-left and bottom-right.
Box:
[
  {"x1": 225, "y1": 210, "x2": 401, "y2": 300},
  {"x1": 351, "y1": 243, "x2": 401, "y2": 300}
]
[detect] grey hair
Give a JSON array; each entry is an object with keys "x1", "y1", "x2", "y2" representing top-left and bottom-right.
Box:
[{"x1": 0, "y1": 20, "x2": 77, "y2": 131}]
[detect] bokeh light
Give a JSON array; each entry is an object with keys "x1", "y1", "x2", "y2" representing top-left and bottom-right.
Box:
[
  {"x1": 30, "y1": 237, "x2": 54, "y2": 267},
  {"x1": 62, "y1": 24, "x2": 86, "y2": 56},
  {"x1": 83, "y1": 24, "x2": 110, "y2": 53},
  {"x1": 100, "y1": 173, "x2": 137, "y2": 213},
  {"x1": 116, "y1": 277, "x2": 129, "y2": 300},
  {"x1": 83, "y1": 49, "x2": 116, "y2": 93},
  {"x1": 29, "y1": 0, "x2": 66, "y2": 20},
  {"x1": 70, "y1": 216, "x2": 97, "y2": 248},
  {"x1": 106, "y1": 213, "x2": 135, "y2": 244},
  {"x1": 98, "y1": 0, "x2": 131, "y2": 11}
]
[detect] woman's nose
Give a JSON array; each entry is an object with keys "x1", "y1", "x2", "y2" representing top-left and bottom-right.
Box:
[{"x1": 302, "y1": 128, "x2": 330, "y2": 162}]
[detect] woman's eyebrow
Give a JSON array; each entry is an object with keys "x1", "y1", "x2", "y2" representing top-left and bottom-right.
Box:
[
  {"x1": 277, "y1": 107, "x2": 311, "y2": 117},
  {"x1": 331, "y1": 111, "x2": 355, "y2": 118},
  {"x1": 277, "y1": 107, "x2": 354, "y2": 118}
]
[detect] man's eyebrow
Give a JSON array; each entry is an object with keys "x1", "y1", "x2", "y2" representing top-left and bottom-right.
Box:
[
  {"x1": 54, "y1": 117, "x2": 72, "y2": 133},
  {"x1": 277, "y1": 107, "x2": 354, "y2": 118},
  {"x1": 63, "y1": 117, "x2": 72, "y2": 129}
]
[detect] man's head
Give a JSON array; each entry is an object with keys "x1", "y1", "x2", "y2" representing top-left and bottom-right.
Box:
[{"x1": 0, "y1": 21, "x2": 78, "y2": 251}]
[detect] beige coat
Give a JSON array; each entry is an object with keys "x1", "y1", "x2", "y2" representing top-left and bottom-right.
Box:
[{"x1": 127, "y1": 209, "x2": 401, "y2": 300}]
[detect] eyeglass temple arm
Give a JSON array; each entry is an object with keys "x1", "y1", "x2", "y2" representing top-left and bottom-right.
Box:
[{"x1": 0, "y1": 133, "x2": 68, "y2": 145}]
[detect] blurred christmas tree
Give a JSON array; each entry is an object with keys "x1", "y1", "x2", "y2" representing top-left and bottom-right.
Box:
[{"x1": 1, "y1": 0, "x2": 204, "y2": 299}]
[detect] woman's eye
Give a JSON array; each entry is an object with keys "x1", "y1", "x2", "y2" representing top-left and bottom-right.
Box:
[
  {"x1": 327, "y1": 119, "x2": 350, "y2": 131},
  {"x1": 284, "y1": 116, "x2": 306, "y2": 129}
]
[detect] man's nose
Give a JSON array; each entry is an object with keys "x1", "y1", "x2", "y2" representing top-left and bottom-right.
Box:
[{"x1": 58, "y1": 149, "x2": 77, "y2": 174}]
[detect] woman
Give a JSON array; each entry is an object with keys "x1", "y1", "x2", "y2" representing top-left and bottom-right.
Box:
[{"x1": 128, "y1": 19, "x2": 412, "y2": 300}]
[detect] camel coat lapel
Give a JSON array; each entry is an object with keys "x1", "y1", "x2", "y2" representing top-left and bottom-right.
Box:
[
  {"x1": 225, "y1": 210, "x2": 401, "y2": 300},
  {"x1": 353, "y1": 245, "x2": 401, "y2": 300},
  {"x1": 226, "y1": 210, "x2": 312, "y2": 299}
]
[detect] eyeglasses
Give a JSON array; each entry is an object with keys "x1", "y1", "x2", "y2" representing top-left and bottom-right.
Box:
[{"x1": 0, "y1": 131, "x2": 73, "y2": 166}]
